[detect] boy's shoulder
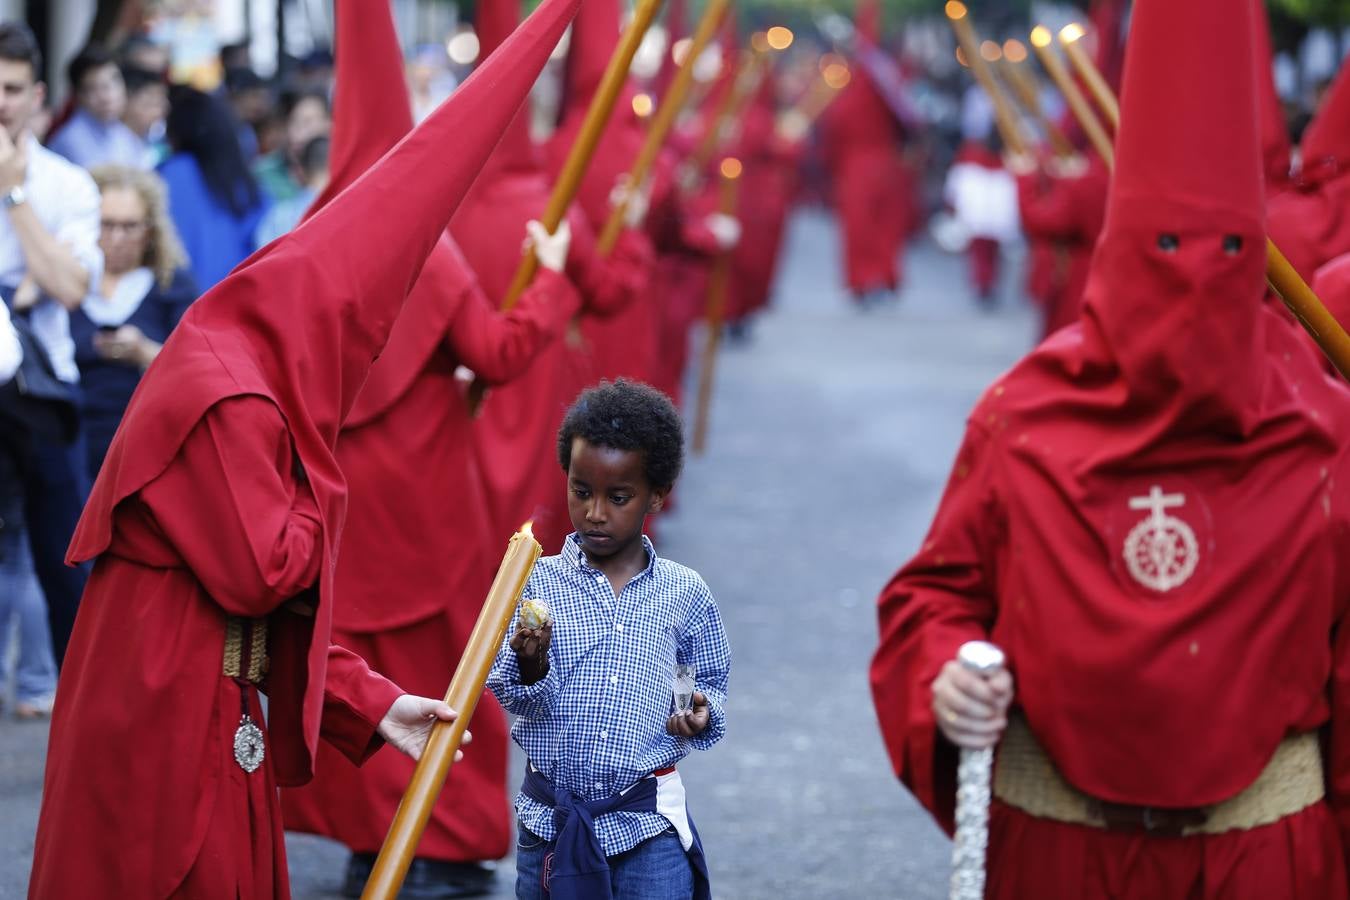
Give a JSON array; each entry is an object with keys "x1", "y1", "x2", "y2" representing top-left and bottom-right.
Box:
[{"x1": 651, "y1": 555, "x2": 715, "y2": 601}]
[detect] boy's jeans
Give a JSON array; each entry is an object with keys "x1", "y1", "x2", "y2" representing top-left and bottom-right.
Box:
[
  {"x1": 0, "y1": 514, "x2": 58, "y2": 704},
  {"x1": 514, "y1": 823, "x2": 694, "y2": 900}
]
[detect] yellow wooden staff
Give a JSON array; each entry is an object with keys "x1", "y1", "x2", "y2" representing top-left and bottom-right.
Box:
[{"x1": 597, "y1": 0, "x2": 732, "y2": 254}]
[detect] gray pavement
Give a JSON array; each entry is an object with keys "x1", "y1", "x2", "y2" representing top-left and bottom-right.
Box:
[{"x1": 0, "y1": 210, "x2": 1037, "y2": 899}]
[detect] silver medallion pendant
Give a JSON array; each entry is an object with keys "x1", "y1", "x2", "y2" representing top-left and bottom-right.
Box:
[{"x1": 233, "y1": 715, "x2": 265, "y2": 773}]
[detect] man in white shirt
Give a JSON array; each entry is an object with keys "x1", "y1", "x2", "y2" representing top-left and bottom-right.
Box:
[
  {"x1": 0, "y1": 299, "x2": 17, "y2": 382},
  {"x1": 0, "y1": 21, "x2": 102, "y2": 672}
]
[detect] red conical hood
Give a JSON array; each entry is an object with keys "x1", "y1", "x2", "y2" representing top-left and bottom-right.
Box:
[
  {"x1": 477, "y1": 0, "x2": 541, "y2": 174},
  {"x1": 1299, "y1": 52, "x2": 1350, "y2": 187},
  {"x1": 1252, "y1": 0, "x2": 1291, "y2": 191},
  {"x1": 307, "y1": 0, "x2": 415, "y2": 215},
  {"x1": 69, "y1": 0, "x2": 582, "y2": 565},
  {"x1": 563, "y1": 0, "x2": 622, "y2": 112},
  {"x1": 856, "y1": 0, "x2": 881, "y2": 45},
  {"x1": 1080, "y1": 0, "x2": 1267, "y2": 434}
]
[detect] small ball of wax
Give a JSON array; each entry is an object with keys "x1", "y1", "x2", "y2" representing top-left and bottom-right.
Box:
[{"x1": 520, "y1": 598, "x2": 551, "y2": 629}]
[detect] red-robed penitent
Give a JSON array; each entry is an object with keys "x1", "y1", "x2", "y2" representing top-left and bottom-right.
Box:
[
  {"x1": 1015, "y1": 156, "x2": 1108, "y2": 337},
  {"x1": 26, "y1": 1, "x2": 581, "y2": 895},
  {"x1": 726, "y1": 71, "x2": 801, "y2": 323},
  {"x1": 277, "y1": 0, "x2": 578, "y2": 867},
  {"x1": 1267, "y1": 43, "x2": 1350, "y2": 280},
  {"x1": 870, "y1": 0, "x2": 1350, "y2": 894},
  {"x1": 821, "y1": 0, "x2": 910, "y2": 299},
  {"x1": 544, "y1": 0, "x2": 659, "y2": 386},
  {"x1": 454, "y1": 0, "x2": 650, "y2": 556}
]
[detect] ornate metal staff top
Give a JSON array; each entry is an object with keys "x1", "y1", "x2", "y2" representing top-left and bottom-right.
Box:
[{"x1": 949, "y1": 640, "x2": 1006, "y2": 900}]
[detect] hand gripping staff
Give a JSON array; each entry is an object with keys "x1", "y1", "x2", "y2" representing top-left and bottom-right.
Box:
[{"x1": 948, "y1": 641, "x2": 1005, "y2": 900}]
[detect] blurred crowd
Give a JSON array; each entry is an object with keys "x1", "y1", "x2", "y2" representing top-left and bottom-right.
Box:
[{"x1": 0, "y1": 19, "x2": 349, "y2": 720}]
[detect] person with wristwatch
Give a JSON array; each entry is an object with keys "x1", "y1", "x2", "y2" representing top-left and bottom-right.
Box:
[{"x1": 0, "y1": 21, "x2": 103, "y2": 674}]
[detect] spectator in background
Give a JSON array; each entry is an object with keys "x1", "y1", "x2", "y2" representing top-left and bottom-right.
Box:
[
  {"x1": 252, "y1": 87, "x2": 330, "y2": 203},
  {"x1": 118, "y1": 34, "x2": 170, "y2": 79},
  {"x1": 253, "y1": 134, "x2": 328, "y2": 248},
  {"x1": 0, "y1": 21, "x2": 102, "y2": 669},
  {"x1": 120, "y1": 66, "x2": 168, "y2": 168},
  {"x1": 159, "y1": 85, "x2": 264, "y2": 290},
  {"x1": 71, "y1": 165, "x2": 196, "y2": 479},
  {"x1": 223, "y1": 66, "x2": 269, "y2": 161},
  {"x1": 0, "y1": 299, "x2": 59, "y2": 720},
  {"x1": 47, "y1": 45, "x2": 146, "y2": 170},
  {"x1": 408, "y1": 45, "x2": 455, "y2": 123}
]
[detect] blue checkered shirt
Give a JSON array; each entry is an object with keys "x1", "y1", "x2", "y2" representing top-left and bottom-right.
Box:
[{"x1": 487, "y1": 534, "x2": 731, "y2": 856}]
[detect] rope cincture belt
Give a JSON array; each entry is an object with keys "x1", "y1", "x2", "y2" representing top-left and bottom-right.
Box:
[
  {"x1": 222, "y1": 616, "x2": 269, "y2": 684},
  {"x1": 993, "y1": 714, "x2": 1324, "y2": 837}
]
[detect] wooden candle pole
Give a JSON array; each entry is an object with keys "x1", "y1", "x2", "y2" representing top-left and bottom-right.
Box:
[
  {"x1": 467, "y1": 0, "x2": 663, "y2": 413},
  {"x1": 1058, "y1": 23, "x2": 1120, "y2": 131},
  {"x1": 945, "y1": 1, "x2": 1027, "y2": 156},
  {"x1": 361, "y1": 526, "x2": 543, "y2": 900},
  {"x1": 1047, "y1": 52, "x2": 1350, "y2": 379},
  {"x1": 999, "y1": 58, "x2": 1074, "y2": 158},
  {"x1": 598, "y1": 0, "x2": 731, "y2": 254},
  {"x1": 688, "y1": 49, "x2": 761, "y2": 177},
  {"x1": 499, "y1": 0, "x2": 665, "y2": 311},
  {"x1": 691, "y1": 158, "x2": 740, "y2": 456},
  {"x1": 1029, "y1": 25, "x2": 1113, "y2": 166}
]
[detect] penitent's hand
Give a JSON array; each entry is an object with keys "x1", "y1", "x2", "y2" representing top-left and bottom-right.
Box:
[
  {"x1": 510, "y1": 621, "x2": 552, "y2": 685},
  {"x1": 378, "y1": 694, "x2": 469, "y2": 761},
  {"x1": 931, "y1": 660, "x2": 1014, "y2": 750},
  {"x1": 666, "y1": 691, "x2": 710, "y2": 738}
]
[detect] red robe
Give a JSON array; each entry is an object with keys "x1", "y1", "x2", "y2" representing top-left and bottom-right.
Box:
[
  {"x1": 451, "y1": 168, "x2": 650, "y2": 555},
  {"x1": 280, "y1": 242, "x2": 580, "y2": 861},
  {"x1": 822, "y1": 70, "x2": 909, "y2": 297},
  {"x1": 727, "y1": 90, "x2": 802, "y2": 322},
  {"x1": 1015, "y1": 161, "x2": 1108, "y2": 336},
  {"x1": 545, "y1": 105, "x2": 658, "y2": 385},
  {"x1": 30, "y1": 397, "x2": 403, "y2": 899}
]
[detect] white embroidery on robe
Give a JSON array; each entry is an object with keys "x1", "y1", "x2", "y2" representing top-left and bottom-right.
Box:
[{"x1": 1122, "y1": 485, "x2": 1200, "y2": 592}]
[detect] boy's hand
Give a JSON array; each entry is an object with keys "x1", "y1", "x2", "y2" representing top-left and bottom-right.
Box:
[
  {"x1": 510, "y1": 622, "x2": 552, "y2": 685},
  {"x1": 666, "y1": 691, "x2": 710, "y2": 737}
]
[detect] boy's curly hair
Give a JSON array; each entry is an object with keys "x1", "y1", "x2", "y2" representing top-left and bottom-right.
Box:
[{"x1": 557, "y1": 379, "x2": 684, "y2": 489}]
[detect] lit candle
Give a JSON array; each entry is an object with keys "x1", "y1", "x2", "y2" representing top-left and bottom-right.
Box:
[
  {"x1": 1058, "y1": 23, "x2": 1120, "y2": 130},
  {"x1": 1029, "y1": 25, "x2": 1114, "y2": 166},
  {"x1": 945, "y1": 1, "x2": 1027, "y2": 155},
  {"x1": 361, "y1": 523, "x2": 544, "y2": 900}
]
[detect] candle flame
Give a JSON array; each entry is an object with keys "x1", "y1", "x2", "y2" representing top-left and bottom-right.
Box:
[
  {"x1": 720, "y1": 157, "x2": 743, "y2": 179},
  {"x1": 822, "y1": 62, "x2": 851, "y2": 89},
  {"x1": 520, "y1": 520, "x2": 535, "y2": 537},
  {"x1": 1029, "y1": 25, "x2": 1053, "y2": 49},
  {"x1": 980, "y1": 39, "x2": 1001, "y2": 62},
  {"x1": 1059, "y1": 22, "x2": 1085, "y2": 44},
  {"x1": 1002, "y1": 39, "x2": 1027, "y2": 63},
  {"x1": 631, "y1": 92, "x2": 654, "y2": 117},
  {"x1": 945, "y1": 1, "x2": 968, "y2": 21},
  {"x1": 766, "y1": 26, "x2": 794, "y2": 51}
]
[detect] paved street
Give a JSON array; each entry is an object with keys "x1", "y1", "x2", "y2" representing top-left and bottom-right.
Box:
[{"x1": 0, "y1": 209, "x2": 1037, "y2": 899}]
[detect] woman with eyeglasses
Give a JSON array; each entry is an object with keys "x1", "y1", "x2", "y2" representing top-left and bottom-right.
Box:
[{"x1": 70, "y1": 164, "x2": 197, "y2": 480}]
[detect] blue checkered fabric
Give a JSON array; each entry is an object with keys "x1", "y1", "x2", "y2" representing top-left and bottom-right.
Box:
[{"x1": 487, "y1": 533, "x2": 731, "y2": 856}]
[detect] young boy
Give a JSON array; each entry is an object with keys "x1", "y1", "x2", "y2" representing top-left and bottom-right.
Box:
[{"x1": 488, "y1": 379, "x2": 730, "y2": 900}]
